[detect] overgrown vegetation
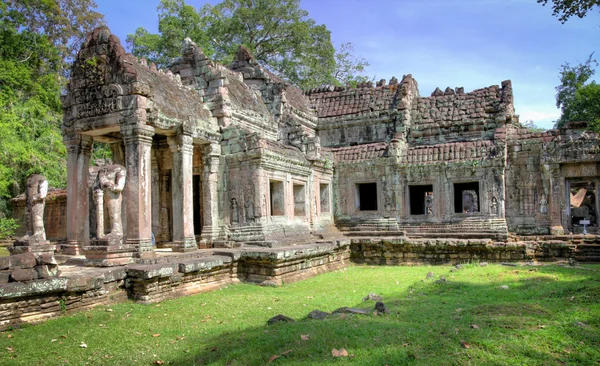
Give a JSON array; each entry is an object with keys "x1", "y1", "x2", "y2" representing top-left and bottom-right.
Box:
[
  {"x1": 127, "y1": 0, "x2": 369, "y2": 90},
  {"x1": 554, "y1": 54, "x2": 600, "y2": 130},
  {"x1": 0, "y1": 217, "x2": 18, "y2": 240},
  {"x1": 1, "y1": 264, "x2": 598, "y2": 365},
  {"x1": 0, "y1": 1, "x2": 103, "y2": 215}
]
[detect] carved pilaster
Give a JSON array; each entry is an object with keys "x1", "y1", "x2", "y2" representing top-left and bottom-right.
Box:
[
  {"x1": 546, "y1": 164, "x2": 565, "y2": 235},
  {"x1": 200, "y1": 143, "x2": 223, "y2": 243},
  {"x1": 168, "y1": 133, "x2": 197, "y2": 252},
  {"x1": 122, "y1": 125, "x2": 155, "y2": 256},
  {"x1": 62, "y1": 133, "x2": 93, "y2": 255}
]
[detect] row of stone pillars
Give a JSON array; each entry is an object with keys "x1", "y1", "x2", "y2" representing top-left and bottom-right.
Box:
[{"x1": 61, "y1": 124, "x2": 221, "y2": 263}]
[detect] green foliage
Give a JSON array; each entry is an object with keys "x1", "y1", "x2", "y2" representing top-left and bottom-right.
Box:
[
  {"x1": 127, "y1": 0, "x2": 211, "y2": 69},
  {"x1": 91, "y1": 142, "x2": 113, "y2": 165},
  {"x1": 538, "y1": 0, "x2": 600, "y2": 23},
  {"x1": 0, "y1": 218, "x2": 18, "y2": 239},
  {"x1": 128, "y1": 0, "x2": 369, "y2": 90},
  {"x1": 0, "y1": 1, "x2": 103, "y2": 207},
  {"x1": 0, "y1": 19, "x2": 66, "y2": 201},
  {"x1": 334, "y1": 42, "x2": 370, "y2": 87},
  {"x1": 3, "y1": 0, "x2": 105, "y2": 74},
  {"x1": 0, "y1": 265, "x2": 599, "y2": 364},
  {"x1": 522, "y1": 119, "x2": 546, "y2": 132},
  {"x1": 555, "y1": 54, "x2": 599, "y2": 129},
  {"x1": 568, "y1": 82, "x2": 600, "y2": 131}
]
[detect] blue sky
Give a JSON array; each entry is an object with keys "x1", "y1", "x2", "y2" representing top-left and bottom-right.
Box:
[{"x1": 95, "y1": 0, "x2": 599, "y2": 129}]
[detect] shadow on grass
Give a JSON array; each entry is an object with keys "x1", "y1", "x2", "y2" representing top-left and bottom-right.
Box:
[{"x1": 167, "y1": 266, "x2": 600, "y2": 365}]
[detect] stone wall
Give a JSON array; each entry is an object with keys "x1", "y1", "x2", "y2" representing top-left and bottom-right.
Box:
[
  {"x1": 350, "y1": 235, "x2": 600, "y2": 265},
  {"x1": 0, "y1": 240, "x2": 349, "y2": 330},
  {"x1": 9, "y1": 189, "x2": 67, "y2": 241},
  {"x1": 410, "y1": 80, "x2": 514, "y2": 145}
]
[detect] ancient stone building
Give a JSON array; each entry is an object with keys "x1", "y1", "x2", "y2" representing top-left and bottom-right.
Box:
[{"x1": 58, "y1": 27, "x2": 600, "y2": 264}]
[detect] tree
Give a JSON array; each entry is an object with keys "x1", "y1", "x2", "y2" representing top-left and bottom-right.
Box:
[
  {"x1": 538, "y1": 0, "x2": 600, "y2": 23},
  {"x1": 128, "y1": 0, "x2": 369, "y2": 90},
  {"x1": 0, "y1": 18, "x2": 66, "y2": 200},
  {"x1": 0, "y1": 1, "x2": 104, "y2": 215},
  {"x1": 554, "y1": 54, "x2": 599, "y2": 128},
  {"x1": 3, "y1": 0, "x2": 104, "y2": 76},
  {"x1": 334, "y1": 42, "x2": 370, "y2": 87},
  {"x1": 127, "y1": 0, "x2": 211, "y2": 69},
  {"x1": 565, "y1": 82, "x2": 600, "y2": 131},
  {"x1": 522, "y1": 120, "x2": 546, "y2": 132}
]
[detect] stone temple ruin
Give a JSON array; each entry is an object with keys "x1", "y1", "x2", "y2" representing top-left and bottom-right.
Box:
[{"x1": 2, "y1": 26, "x2": 600, "y2": 329}]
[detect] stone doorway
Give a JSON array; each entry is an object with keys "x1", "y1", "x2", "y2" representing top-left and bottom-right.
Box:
[
  {"x1": 567, "y1": 180, "x2": 599, "y2": 233},
  {"x1": 193, "y1": 175, "x2": 202, "y2": 236},
  {"x1": 454, "y1": 182, "x2": 480, "y2": 213}
]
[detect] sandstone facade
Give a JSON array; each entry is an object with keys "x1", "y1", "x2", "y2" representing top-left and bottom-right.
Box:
[{"x1": 9, "y1": 26, "x2": 598, "y2": 261}]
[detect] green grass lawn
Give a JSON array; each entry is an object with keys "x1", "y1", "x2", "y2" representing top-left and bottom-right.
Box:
[{"x1": 1, "y1": 263, "x2": 599, "y2": 365}]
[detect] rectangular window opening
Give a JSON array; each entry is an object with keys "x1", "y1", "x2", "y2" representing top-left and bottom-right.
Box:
[
  {"x1": 357, "y1": 183, "x2": 378, "y2": 211},
  {"x1": 293, "y1": 184, "x2": 306, "y2": 217},
  {"x1": 320, "y1": 183, "x2": 330, "y2": 213},
  {"x1": 270, "y1": 180, "x2": 285, "y2": 216},
  {"x1": 454, "y1": 182, "x2": 480, "y2": 213},
  {"x1": 409, "y1": 185, "x2": 434, "y2": 215}
]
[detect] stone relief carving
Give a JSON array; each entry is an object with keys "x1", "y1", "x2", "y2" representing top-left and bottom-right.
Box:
[
  {"x1": 491, "y1": 196, "x2": 498, "y2": 216},
  {"x1": 539, "y1": 193, "x2": 548, "y2": 215},
  {"x1": 230, "y1": 198, "x2": 240, "y2": 224},
  {"x1": 95, "y1": 165, "x2": 126, "y2": 242},
  {"x1": 25, "y1": 174, "x2": 49, "y2": 242}
]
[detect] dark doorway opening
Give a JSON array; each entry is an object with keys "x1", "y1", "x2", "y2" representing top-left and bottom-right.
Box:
[
  {"x1": 357, "y1": 183, "x2": 378, "y2": 211},
  {"x1": 570, "y1": 181, "x2": 597, "y2": 228},
  {"x1": 193, "y1": 175, "x2": 202, "y2": 235},
  {"x1": 454, "y1": 182, "x2": 480, "y2": 213},
  {"x1": 409, "y1": 185, "x2": 433, "y2": 215}
]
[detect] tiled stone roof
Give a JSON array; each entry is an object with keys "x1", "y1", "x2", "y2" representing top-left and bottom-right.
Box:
[
  {"x1": 404, "y1": 140, "x2": 496, "y2": 164},
  {"x1": 307, "y1": 85, "x2": 401, "y2": 118},
  {"x1": 329, "y1": 142, "x2": 389, "y2": 162}
]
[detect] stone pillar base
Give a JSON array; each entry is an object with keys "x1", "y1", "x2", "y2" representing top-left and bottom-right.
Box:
[
  {"x1": 83, "y1": 241, "x2": 136, "y2": 267},
  {"x1": 171, "y1": 238, "x2": 198, "y2": 252},
  {"x1": 10, "y1": 238, "x2": 56, "y2": 256},
  {"x1": 60, "y1": 241, "x2": 83, "y2": 256}
]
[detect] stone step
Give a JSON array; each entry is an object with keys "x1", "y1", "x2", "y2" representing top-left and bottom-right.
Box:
[{"x1": 343, "y1": 231, "x2": 407, "y2": 237}]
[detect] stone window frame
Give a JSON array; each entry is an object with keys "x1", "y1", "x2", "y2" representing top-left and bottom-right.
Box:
[
  {"x1": 268, "y1": 179, "x2": 286, "y2": 217},
  {"x1": 408, "y1": 183, "x2": 435, "y2": 216},
  {"x1": 354, "y1": 180, "x2": 381, "y2": 213},
  {"x1": 291, "y1": 180, "x2": 308, "y2": 219},
  {"x1": 452, "y1": 180, "x2": 484, "y2": 216},
  {"x1": 319, "y1": 180, "x2": 332, "y2": 215}
]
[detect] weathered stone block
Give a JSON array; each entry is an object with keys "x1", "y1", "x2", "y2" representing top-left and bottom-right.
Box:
[
  {"x1": 0, "y1": 270, "x2": 10, "y2": 283},
  {"x1": 127, "y1": 264, "x2": 175, "y2": 279},
  {"x1": 36, "y1": 264, "x2": 59, "y2": 279},
  {"x1": 0, "y1": 256, "x2": 9, "y2": 270},
  {"x1": 9, "y1": 252, "x2": 37, "y2": 269},
  {"x1": 36, "y1": 253, "x2": 58, "y2": 265},
  {"x1": 10, "y1": 268, "x2": 38, "y2": 281}
]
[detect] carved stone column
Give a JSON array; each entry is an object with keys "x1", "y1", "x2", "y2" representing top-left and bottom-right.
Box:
[
  {"x1": 62, "y1": 133, "x2": 93, "y2": 255},
  {"x1": 151, "y1": 147, "x2": 160, "y2": 244},
  {"x1": 168, "y1": 133, "x2": 197, "y2": 252},
  {"x1": 546, "y1": 164, "x2": 565, "y2": 235},
  {"x1": 200, "y1": 143, "x2": 222, "y2": 244},
  {"x1": 122, "y1": 125, "x2": 155, "y2": 256},
  {"x1": 94, "y1": 188, "x2": 104, "y2": 238}
]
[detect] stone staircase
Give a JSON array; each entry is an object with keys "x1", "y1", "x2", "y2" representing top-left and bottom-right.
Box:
[{"x1": 397, "y1": 218, "x2": 509, "y2": 241}]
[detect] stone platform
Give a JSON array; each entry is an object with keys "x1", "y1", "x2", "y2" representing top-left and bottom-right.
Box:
[
  {"x1": 0, "y1": 239, "x2": 351, "y2": 330},
  {"x1": 2, "y1": 234, "x2": 600, "y2": 331}
]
